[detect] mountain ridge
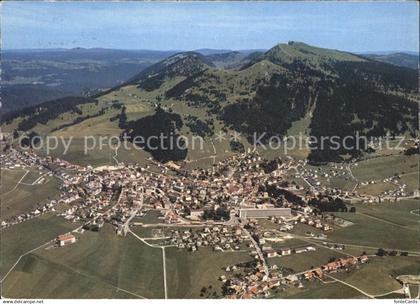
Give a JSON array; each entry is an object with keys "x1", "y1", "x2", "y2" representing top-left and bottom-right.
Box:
[
  {"x1": 2, "y1": 42, "x2": 418, "y2": 165},
  {"x1": 363, "y1": 52, "x2": 418, "y2": 70}
]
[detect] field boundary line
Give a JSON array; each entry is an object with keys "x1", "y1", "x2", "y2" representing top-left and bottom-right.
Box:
[
  {"x1": 128, "y1": 229, "x2": 168, "y2": 299},
  {"x1": 28, "y1": 251, "x2": 148, "y2": 299},
  {"x1": 162, "y1": 247, "x2": 168, "y2": 299},
  {"x1": 308, "y1": 239, "x2": 420, "y2": 256},
  {"x1": 1, "y1": 170, "x2": 29, "y2": 196},
  {"x1": 324, "y1": 274, "x2": 374, "y2": 298},
  {"x1": 373, "y1": 288, "x2": 405, "y2": 298},
  {"x1": 356, "y1": 211, "x2": 417, "y2": 231},
  {"x1": 0, "y1": 239, "x2": 51, "y2": 283}
]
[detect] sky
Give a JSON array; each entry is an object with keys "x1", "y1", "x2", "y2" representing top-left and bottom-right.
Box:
[{"x1": 1, "y1": 1, "x2": 418, "y2": 52}]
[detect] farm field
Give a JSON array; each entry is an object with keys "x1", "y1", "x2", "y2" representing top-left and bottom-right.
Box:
[
  {"x1": 331, "y1": 256, "x2": 419, "y2": 296},
  {"x1": 280, "y1": 280, "x2": 367, "y2": 299},
  {"x1": 351, "y1": 199, "x2": 419, "y2": 229},
  {"x1": 327, "y1": 176, "x2": 358, "y2": 192},
  {"x1": 280, "y1": 256, "x2": 418, "y2": 299},
  {"x1": 34, "y1": 136, "x2": 153, "y2": 168},
  {"x1": 18, "y1": 169, "x2": 45, "y2": 185},
  {"x1": 357, "y1": 182, "x2": 399, "y2": 196},
  {"x1": 2, "y1": 224, "x2": 165, "y2": 299},
  {"x1": 0, "y1": 168, "x2": 62, "y2": 220},
  {"x1": 409, "y1": 285, "x2": 420, "y2": 298},
  {"x1": 2, "y1": 254, "x2": 134, "y2": 299},
  {"x1": 290, "y1": 223, "x2": 327, "y2": 238},
  {"x1": 27, "y1": 83, "x2": 241, "y2": 169},
  {"x1": 0, "y1": 213, "x2": 78, "y2": 279},
  {"x1": 376, "y1": 292, "x2": 407, "y2": 299},
  {"x1": 398, "y1": 172, "x2": 419, "y2": 192},
  {"x1": 267, "y1": 245, "x2": 349, "y2": 273},
  {"x1": 129, "y1": 226, "x2": 157, "y2": 238},
  {"x1": 36, "y1": 138, "x2": 119, "y2": 167},
  {"x1": 352, "y1": 154, "x2": 418, "y2": 183},
  {"x1": 265, "y1": 237, "x2": 311, "y2": 250},
  {"x1": 50, "y1": 109, "x2": 122, "y2": 138},
  {"x1": 128, "y1": 225, "x2": 184, "y2": 239},
  {"x1": 339, "y1": 246, "x2": 378, "y2": 257},
  {"x1": 327, "y1": 212, "x2": 418, "y2": 252},
  {"x1": 0, "y1": 169, "x2": 26, "y2": 194},
  {"x1": 137, "y1": 210, "x2": 164, "y2": 224},
  {"x1": 165, "y1": 247, "x2": 253, "y2": 298}
]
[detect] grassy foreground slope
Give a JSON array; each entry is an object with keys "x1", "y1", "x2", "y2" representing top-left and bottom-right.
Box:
[
  {"x1": 165, "y1": 247, "x2": 253, "y2": 298},
  {"x1": 1, "y1": 168, "x2": 62, "y2": 220},
  {"x1": 0, "y1": 213, "x2": 78, "y2": 279},
  {"x1": 2, "y1": 225, "x2": 164, "y2": 299}
]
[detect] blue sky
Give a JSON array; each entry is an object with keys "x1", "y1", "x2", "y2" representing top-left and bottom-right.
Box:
[{"x1": 1, "y1": 1, "x2": 418, "y2": 52}]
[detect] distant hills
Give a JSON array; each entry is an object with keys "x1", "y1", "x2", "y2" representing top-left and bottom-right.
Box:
[
  {"x1": 2, "y1": 47, "x2": 416, "y2": 114},
  {"x1": 363, "y1": 52, "x2": 418, "y2": 70},
  {"x1": 1, "y1": 48, "x2": 178, "y2": 113},
  {"x1": 2, "y1": 42, "x2": 418, "y2": 164},
  {"x1": 194, "y1": 48, "x2": 265, "y2": 55}
]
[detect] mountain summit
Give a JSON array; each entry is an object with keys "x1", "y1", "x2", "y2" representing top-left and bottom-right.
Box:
[{"x1": 263, "y1": 41, "x2": 365, "y2": 65}]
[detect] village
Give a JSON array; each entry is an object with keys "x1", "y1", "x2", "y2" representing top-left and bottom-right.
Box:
[{"x1": 0, "y1": 144, "x2": 418, "y2": 298}]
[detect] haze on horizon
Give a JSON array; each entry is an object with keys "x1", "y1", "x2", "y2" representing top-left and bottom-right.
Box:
[{"x1": 1, "y1": 1, "x2": 419, "y2": 53}]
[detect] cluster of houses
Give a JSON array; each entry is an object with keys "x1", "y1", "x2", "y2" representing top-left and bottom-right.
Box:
[
  {"x1": 264, "y1": 245, "x2": 316, "y2": 259},
  {"x1": 221, "y1": 262, "x2": 284, "y2": 299},
  {"x1": 304, "y1": 255, "x2": 369, "y2": 279},
  {"x1": 167, "y1": 226, "x2": 247, "y2": 251},
  {"x1": 221, "y1": 254, "x2": 369, "y2": 299},
  {"x1": 359, "y1": 173, "x2": 418, "y2": 200},
  {"x1": 292, "y1": 161, "x2": 354, "y2": 192},
  {"x1": 0, "y1": 149, "x2": 42, "y2": 169},
  {"x1": 1, "y1": 147, "x2": 355, "y2": 240},
  {"x1": 289, "y1": 156, "x2": 418, "y2": 202},
  {"x1": 58, "y1": 176, "x2": 111, "y2": 224},
  {"x1": 58, "y1": 152, "x2": 306, "y2": 236},
  {"x1": 1, "y1": 200, "x2": 58, "y2": 229},
  {"x1": 296, "y1": 214, "x2": 332, "y2": 231}
]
